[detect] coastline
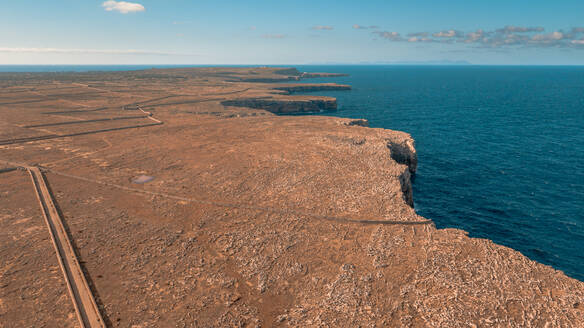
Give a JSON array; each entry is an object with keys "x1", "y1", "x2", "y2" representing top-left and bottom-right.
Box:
[{"x1": 0, "y1": 67, "x2": 583, "y2": 326}]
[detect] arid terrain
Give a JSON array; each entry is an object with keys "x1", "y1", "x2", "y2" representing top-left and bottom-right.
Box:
[{"x1": 0, "y1": 67, "x2": 583, "y2": 327}]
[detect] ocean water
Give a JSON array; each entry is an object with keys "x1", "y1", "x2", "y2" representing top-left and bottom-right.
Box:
[{"x1": 295, "y1": 65, "x2": 584, "y2": 281}]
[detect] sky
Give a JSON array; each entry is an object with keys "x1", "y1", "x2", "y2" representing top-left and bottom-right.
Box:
[{"x1": 2, "y1": 0, "x2": 584, "y2": 65}]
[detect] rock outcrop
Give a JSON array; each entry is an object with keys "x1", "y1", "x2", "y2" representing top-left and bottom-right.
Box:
[
  {"x1": 387, "y1": 139, "x2": 418, "y2": 174},
  {"x1": 341, "y1": 118, "x2": 369, "y2": 127},
  {"x1": 385, "y1": 138, "x2": 418, "y2": 207},
  {"x1": 222, "y1": 97, "x2": 337, "y2": 114},
  {"x1": 301, "y1": 72, "x2": 349, "y2": 78},
  {"x1": 238, "y1": 72, "x2": 348, "y2": 82},
  {"x1": 273, "y1": 83, "x2": 351, "y2": 94}
]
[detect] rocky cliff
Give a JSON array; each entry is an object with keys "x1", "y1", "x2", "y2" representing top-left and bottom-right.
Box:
[
  {"x1": 301, "y1": 72, "x2": 349, "y2": 78},
  {"x1": 221, "y1": 97, "x2": 337, "y2": 113},
  {"x1": 273, "y1": 83, "x2": 352, "y2": 94}
]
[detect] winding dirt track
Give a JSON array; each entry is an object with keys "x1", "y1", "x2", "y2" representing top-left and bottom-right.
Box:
[
  {"x1": 23, "y1": 115, "x2": 150, "y2": 128},
  {"x1": 0, "y1": 121, "x2": 163, "y2": 146},
  {"x1": 0, "y1": 106, "x2": 163, "y2": 146}
]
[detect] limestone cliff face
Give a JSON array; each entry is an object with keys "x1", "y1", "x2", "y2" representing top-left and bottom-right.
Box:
[
  {"x1": 397, "y1": 168, "x2": 414, "y2": 207},
  {"x1": 236, "y1": 77, "x2": 301, "y2": 83},
  {"x1": 340, "y1": 118, "x2": 369, "y2": 127},
  {"x1": 273, "y1": 68, "x2": 302, "y2": 76},
  {"x1": 273, "y1": 84, "x2": 351, "y2": 94},
  {"x1": 222, "y1": 84, "x2": 349, "y2": 114},
  {"x1": 387, "y1": 139, "x2": 418, "y2": 174},
  {"x1": 221, "y1": 97, "x2": 337, "y2": 114},
  {"x1": 386, "y1": 138, "x2": 418, "y2": 207},
  {"x1": 240, "y1": 72, "x2": 348, "y2": 82},
  {"x1": 300, "y1": 72, "x2": 349, "y2": 78}
]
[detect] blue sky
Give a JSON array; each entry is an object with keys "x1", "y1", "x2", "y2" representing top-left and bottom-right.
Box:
[{"x1": 2, "y1": 0, "x2": 584, "y2": 65}]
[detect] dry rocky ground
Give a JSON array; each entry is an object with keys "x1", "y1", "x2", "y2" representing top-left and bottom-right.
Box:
[{"x1": 0, "y1": 67, "x2": 582, "y2": 327}]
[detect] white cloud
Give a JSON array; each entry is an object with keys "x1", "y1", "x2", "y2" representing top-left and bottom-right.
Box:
[
  {"x1": 464, "y1": 29, "x2": 486, "y2": 43},
  {"x1": 407, "y1": 32, "x2": 429, "y2": 37},
  {"x1": 432, "y1": 30, "x2": 464, "y2": 38},
  {"x1": 372, "y1": 26, "x2": 584, "y2": 48},
  {"x1": 372, "y1": 31, "x2": 403, "y2": 41},
  {"x1": 353, "y1": 24, "x2": 378, "y2": 30},
  {"x1": 532, "y1": 31, "x2": 564, "y2": 41},
  {"x1": 102, "y1": 1, "x2": 145, "y2": 14},
  {"x1": 0, "y1": 48, "x2": 191, "y2": 56},
  {"x1": 407, "y1": 37, "x2": 434, "y2": 43},
  {"x1": 496, "y1": 26, "x2": 544, "y2": 34},
  {"x1": 312, "y1": 25, "x2": 333, "y2": 31}
]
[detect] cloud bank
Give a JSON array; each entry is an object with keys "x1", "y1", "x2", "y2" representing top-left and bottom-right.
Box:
[
  {"x1": 102, "y1": 1, "x2": 145, "y2": 14},
  {"x1": 367, "y1": 25, "x2": 584, "y2": 48}
]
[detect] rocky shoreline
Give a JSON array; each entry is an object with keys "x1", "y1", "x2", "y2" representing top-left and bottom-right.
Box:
[{"x1": 221, "y1": 83, "x2": 352, "y2": 113}]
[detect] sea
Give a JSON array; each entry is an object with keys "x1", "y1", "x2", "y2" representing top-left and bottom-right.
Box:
[
  {"x1": 2, "y1": 65, "x2": 583, "y2": 281},
  {"x1": 294, "y1": 65, "x2": 584, "y2": 282}
]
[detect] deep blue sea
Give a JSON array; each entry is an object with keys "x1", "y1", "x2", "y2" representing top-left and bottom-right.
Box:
[
  {"x1": 295, "y1": 65, "x2": 584, "y2": 281},
  {"x1": 2, "y1": 65, "x2": 583, "y2": 281}
]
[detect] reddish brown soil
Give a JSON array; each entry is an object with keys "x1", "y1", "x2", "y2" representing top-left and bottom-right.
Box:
[{"x1": 0, "y1": 170, "x2": 78, "y2": 328}]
